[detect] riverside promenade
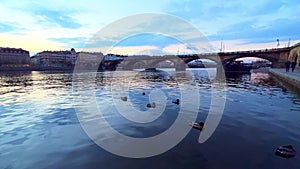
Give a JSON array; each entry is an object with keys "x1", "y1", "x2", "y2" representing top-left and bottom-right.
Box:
[{"x1": 269, "y1": 68, "x2": 300, "y2": 90}]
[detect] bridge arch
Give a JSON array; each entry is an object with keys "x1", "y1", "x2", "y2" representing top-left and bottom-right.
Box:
[
  {"x1": 117, "y1": 60, "x2": 147, "y2": 70},
  {"x1": 147, "y1": 58, "x2": 175, "y2": 68},
  {"x1": 180, "y1": 54, "x2": 220, "y2": 64},
  {"x1": 217, "y1": 51, "x2": 289, "y2": 68},
  {"x1": 155, "y1": 59, "x2": 175, "y2": 68},
  {"x1": 186, "y1": 59, "x2": 218, "y2": 68},
  {"x1": 133, "y1": 61, "x2": 147, "y2": 69},
  {"x1": 221, "y1": 54, "x2": 277, "y2": 63},
  {"x1": 148, "y1": 57, "x2": 192, "y2": 71}
]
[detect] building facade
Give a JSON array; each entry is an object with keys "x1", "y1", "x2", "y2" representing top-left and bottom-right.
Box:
[
  {"x1": 32, "y1": 48, "x2": 76, "y2": 67},
  {"x1": 0, "y1": 47, "x2": 30, "y2": 66},
  {"x1": 75, "y1": 52, "x2": 104, "y2": 69}
]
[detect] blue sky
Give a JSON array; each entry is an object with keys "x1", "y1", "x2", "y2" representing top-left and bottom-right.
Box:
[{"x1": 0, "y1": 0, "x2": 299, "y2": 55}]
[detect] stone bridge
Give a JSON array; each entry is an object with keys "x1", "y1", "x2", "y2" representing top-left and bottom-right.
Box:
[{"x1": 103, "y1": 44, "x2": 299, "y2": 71}]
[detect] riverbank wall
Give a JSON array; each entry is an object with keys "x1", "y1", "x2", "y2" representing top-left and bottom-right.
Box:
[{"x1": 269, "y1": 68, "x2": 300, "y2": 90}]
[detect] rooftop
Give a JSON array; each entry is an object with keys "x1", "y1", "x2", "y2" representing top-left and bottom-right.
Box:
[{"x1": 0, "y1": 47, "x2": 29, "y2": 54}]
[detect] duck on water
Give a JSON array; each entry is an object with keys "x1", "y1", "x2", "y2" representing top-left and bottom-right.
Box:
[{"x1": 190, "y1": 122, "x2": 204, "y2": 131}]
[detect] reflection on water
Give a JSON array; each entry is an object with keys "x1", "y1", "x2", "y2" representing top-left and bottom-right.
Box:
[{"x1": 0, "y1": 69, "x2": 300, "y2": 169}]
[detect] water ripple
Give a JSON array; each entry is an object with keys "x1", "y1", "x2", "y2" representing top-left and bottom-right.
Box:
[{"x1": 0, "y1": 70, "x2": 300, "y2": 169}]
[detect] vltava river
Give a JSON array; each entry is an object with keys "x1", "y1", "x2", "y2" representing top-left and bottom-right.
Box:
[{"x1": 0, "y1": 68, "x2": 299, "y2": 169}]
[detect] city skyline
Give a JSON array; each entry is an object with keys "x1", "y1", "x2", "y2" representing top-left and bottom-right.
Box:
[{"x1": 0, "y1": 0, "x2": 299, "y2": 55}]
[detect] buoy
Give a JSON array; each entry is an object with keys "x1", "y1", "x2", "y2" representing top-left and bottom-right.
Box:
[
  {"x1": 121, "y1": 96, "x2": 127, "y2": 101},
  {"x1": 275, "y1": 145, "x2": 296, "y2": 159},
  {"x1": 147, "y1": 102, "x2": 156, "y2": 108},
  {"x1": 172, "y1": 99, "x2": 180, "y2": 105},
  {"x1": 142, "y1": 92, "x2": 146, "y2": 95},
  {"x1": 190, "y1": 122, "x2": 204, "y2": 131}
]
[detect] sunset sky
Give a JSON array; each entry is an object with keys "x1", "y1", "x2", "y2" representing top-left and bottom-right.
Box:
[{"x1": 0, "y1": 0, "x2": 299, "y2": 56}]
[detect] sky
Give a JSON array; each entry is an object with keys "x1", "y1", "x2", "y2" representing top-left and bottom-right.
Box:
[{"x1": 0, "y1": 0, "x2": 299, "y2": 56}]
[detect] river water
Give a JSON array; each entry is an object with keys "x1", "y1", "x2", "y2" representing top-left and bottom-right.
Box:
[{"x1": 0, "y1": 68, "x2": 300, "y2": 169}]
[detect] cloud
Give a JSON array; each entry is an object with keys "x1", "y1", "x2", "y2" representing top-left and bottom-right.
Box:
[
  {"x1": 0, "y1": 33, "x2": 64, "y2": 54},
  {"x1": 0, "y1": 0, "x2": 299, "y2": 55},
  {"x1": 33, "y1": 9, "x2": 82, "y2": 29},
  {"x1": 0, "y1": 23, "x2": 15, "y2": 32},
  {"x1": 48, "y1": 37, "x2": 87, "y2": 48},
  {"x1": 0, "y1": 5, "x2": 36, "y2": 33},
  {"x1": 80, "y1": 13, "x2": 217, "y2": 56},
  {"x1": 164, "y1": 0, "x2": 300, "y2": 42},
  {"x1": 208, "y1": 17, "x2": 300, "y2": 44},
  {"x1": 162, "y1": 44, "x2": 194, "y2": 54},
  {"x1": 210, "y1": 39, "x2": 300, "y2": 52},
  {"x1": 99, "y1": 45, "x2": 159, "y2": 55},
  {"x1": 111, "y1": 33, "x2": 183, "y2": 48}
]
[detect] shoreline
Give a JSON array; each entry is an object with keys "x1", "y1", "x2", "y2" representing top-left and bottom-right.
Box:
[
  {"x1": 269, "y1": 68, "x2": 300, "y2": 91},
  {"x1": 0, "y1": 66, "x2": 74, "y2": 71}
]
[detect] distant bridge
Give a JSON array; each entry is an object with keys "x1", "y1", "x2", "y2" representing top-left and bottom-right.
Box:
[{"x1": 102, "y1": 44, "x2": 300, "y2": 71}]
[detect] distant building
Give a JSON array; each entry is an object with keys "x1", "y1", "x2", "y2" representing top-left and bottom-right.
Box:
[
  {"x1": 104, "y1": 54, "x2": 127, "y2": 61},
  {"x1": 0, "y1": 47, "x2": 30, "y2": 66},
  {"x1": 66, "y1": 48, "x2": 76, "y2": 65},
  {"x1": 76, "y1": 52, "x2": 104, "y2": 62},
  {"x1": 32, "y1": 48, "x2": 76, "y2": 67},
  {"x1": 76, "y1": 52, "x2": 104, "y2": 69}
]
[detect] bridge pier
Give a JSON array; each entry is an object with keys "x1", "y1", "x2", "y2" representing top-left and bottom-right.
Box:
[{"x1": 216, "y1": 63, "x2": 226, "y2": 82}]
